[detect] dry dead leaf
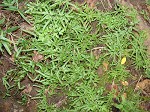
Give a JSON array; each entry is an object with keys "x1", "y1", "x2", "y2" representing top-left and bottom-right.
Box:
[
  {"x1": 121, "y1": 81, "x2": 129, "y2": 86},
  {"x1": 87, "y1": 0, "x2": 97, "y2": 8},
  {"x1": 20, "y1": 22, "x2": 33, "y2": 31},
  {"x1": 122, "y1": 93, "x2": 127, "y2": 99},
  {"x1": 97, "y1": 66, "x2": 104, "y2": 77},
  {"x1": 90, "y1": 46, "x2": 104, "y2": 59},
  {"x1": 135, "y1": 79, "x2": 150, "y2": 95},
  {"x1": 140, "y1": 101, "x2": 150, "y2": 111},
  {"x1": 112, "y1": 84, "x2": 119, "y2": 98},
  {"x1": 32, "y1": 51, "x2": 44, "y2": 62},
  {"x1": 93, "y1": 50, "x2": 101, "y2": 59},
  {"x1": 55, "y1": 96, "x2": 67, "y2": 108},
  {"x1": 147, "y1": 6, "x2": 150, "y2": 13},
  {"x1": 106, "y1": 81, "x2": 119, "y2": 98},
  {"x1": 22, "y1": 84, "x2": 32, "y2": 94},
  {"x1": 119, "y1": 0, "x2": 133, "y2": 7},
  {"x1": 103, "y1": 62, "x2": 108, "y2": 71}
]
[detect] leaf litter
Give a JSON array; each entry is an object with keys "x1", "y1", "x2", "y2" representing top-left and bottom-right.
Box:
[{"x1": 32, "y1": 51, "x2": 44, "y2": 62}]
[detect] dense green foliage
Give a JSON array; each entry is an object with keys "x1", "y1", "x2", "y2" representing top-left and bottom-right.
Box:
[{"x1": 2, "y1": 0, "x2": 150, "y2": 111}]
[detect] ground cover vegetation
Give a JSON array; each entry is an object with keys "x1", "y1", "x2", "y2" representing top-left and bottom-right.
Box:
[{"x1": 0, "y1": 0, "x2": 150, "y2": 111}]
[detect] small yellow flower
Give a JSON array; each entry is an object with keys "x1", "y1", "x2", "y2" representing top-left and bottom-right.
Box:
[{"x1": 121, "y1": 57, "x2": 126, "y2": 65}]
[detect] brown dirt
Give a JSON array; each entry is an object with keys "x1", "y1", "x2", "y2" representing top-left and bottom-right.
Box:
[
  {"x1": 0, "y1": 54, "x2": 38, "y2": 112},
  {"x1": 127, "y1": 0, "x2": 150, "y2": 57},
  {"x1": 0, "y1": 54, "x2": 23, "y2": 112},
  {"x1": 0, "y1": 1, "x2": 37, "y2": 111},
  {"x1": 0, "y1": 54, "x2": 15, "y2": 95},
  {"x1": 117, "y1": 0, "x2": 150, "y2": 111}
]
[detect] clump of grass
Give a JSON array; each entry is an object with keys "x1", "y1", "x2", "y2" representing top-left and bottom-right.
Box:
[
  {"x1": 140, "y1": 10, "x2": 150, "y2": 22},
  {"x1": 0, "y1": 0, "x2": 31, "y2": 24},
  {"x1": 2, "y1": 0, "x2": 150, "y2": 111},
  {"x1": 146, "y1": 0, "x2": 150, "y2": 5},
  {"x1": 0, "y1": 17, "x2": 19, "y2": 55}
]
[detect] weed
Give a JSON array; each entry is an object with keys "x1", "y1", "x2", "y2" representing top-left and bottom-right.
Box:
[
  {"x1": 18, "y1": 94, "x2": 28, "y2": 105},
  {"x1": 107, "y1": 64, "x2": 130, "y2": 81},
  {"x1": 115, "y1": 95, "x2": 141, "y2": 112},
  {"x1": 2, "y1": 0, "x2": 149, "y2": 111},
  {"x1": 0, "y1": 17, "x2": 19, "y2": 55},
  {"x1": 127, "y1": 30, "x2": 150, "y2": 78},
  {"x1": 146, "y1": 0, "x2": 150, "y2": 5},
  {"x1": 140, "y1": 10, "x2": 150, "y2": 22},
  {"x1": 0, "y1": 0, "x2": 31, "y2": 24}
]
